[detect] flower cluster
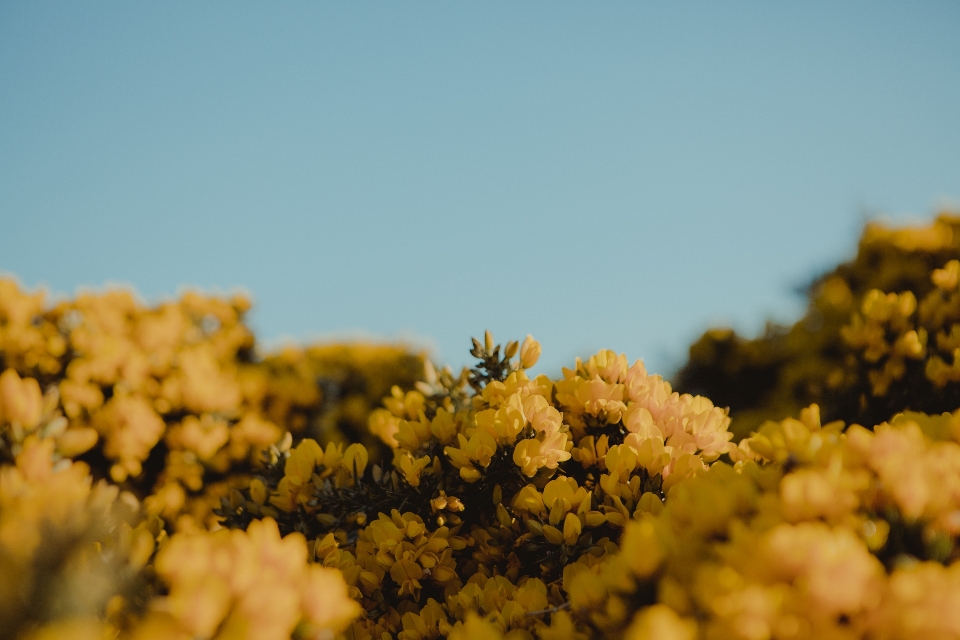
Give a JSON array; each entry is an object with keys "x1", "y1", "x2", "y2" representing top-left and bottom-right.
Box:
[
  {"x1": 0, "y1": 277, "x2": 424, "y2": 531},
  {"x1": 834, "y1": 257, "x2": 960, "y2": 417},
  {"x1": 676, "y1": 210, "x2": 960, "y2": 437},
  {"x1": 131, "y1": 517, "x2": 359, "y2": 640}
]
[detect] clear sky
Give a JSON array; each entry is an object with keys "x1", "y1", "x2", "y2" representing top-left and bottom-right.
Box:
[{"x1": 2, "y1": 2, "x2": 958, "y2": 376}]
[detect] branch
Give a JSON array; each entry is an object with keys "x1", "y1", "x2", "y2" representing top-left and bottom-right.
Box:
[{"x1": 525, "y1": 602, "x2": 571, "y2": 617}]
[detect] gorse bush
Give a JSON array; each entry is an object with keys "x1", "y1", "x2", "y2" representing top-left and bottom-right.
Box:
[
  {"x1": 3, "y1": 212, "x2": 960, "y2": 640},
  {"x1": 676, "y1": 211, "x2": 960, "y2": 438},
  {"x1": 0, "y1": 281, "x2": 423, "y2": 533},
  {"x1": 0, "y1": 280, "x2": 422, "y2": 639},
  {"x1": 216, "y1": 333, "x2": 733, "y2": 640}
]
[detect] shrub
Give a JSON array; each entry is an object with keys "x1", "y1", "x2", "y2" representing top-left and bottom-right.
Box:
[
  {"x1": 3, "y1": 214, "x2": 960, "y2": 639},
  {"x1": 675, "y1": 211, "x2": 960, "y2": 438}
]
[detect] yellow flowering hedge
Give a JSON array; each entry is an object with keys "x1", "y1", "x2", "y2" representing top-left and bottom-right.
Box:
[{"x1": 3, "y1": 213, "x2": 960, "y2": 640}]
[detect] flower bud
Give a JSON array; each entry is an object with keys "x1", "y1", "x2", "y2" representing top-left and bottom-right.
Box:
[{"x1": 520, "y1": 335, "x2": 542, "y2": 369}]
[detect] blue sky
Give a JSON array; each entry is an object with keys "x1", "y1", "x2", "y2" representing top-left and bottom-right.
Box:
[{"x1": 2, "y1": 2, "x2": 958, "y2": 376}]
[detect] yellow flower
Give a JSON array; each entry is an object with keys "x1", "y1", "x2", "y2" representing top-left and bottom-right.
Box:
[
  {"x1": 150, "y1": 518, "x2": 359, "y2": 640},
  {"x1": 623, "y1": 405, "x2": 662, "y2": 439},
  {"x1": 870, "y1": 562, "x2": 960, "y2": 640},
  {"x1": 583, "y1": 349, "x2": 629, "y2": 383},
  {"x1": 623, "y1": 433, "x2": 671, "y2": 476},
  {"x1": 760, "y1": 522, "x2": 884, "y2": 618},
  {"x1": 576, "y1": 379, "x2": 626, "y2": 423},
  {"x1": 519, "y1": 335, "x2": 542, "y2": 369},
  {"x1": 618, "y1": 518, "x2": 664, "y2": 579},
  {"x1": 604, "y1": 444, "x2": 639, "y2": 481},
  {"x1": 625, "y1": 605, "x2": 697, "y2": 640},
  {"x1": 563, "y1": 512, "x2": 582, "y2": 544},
  {"x1": 538, "y1": 610, "x2": 588, "y2": 640},
  {"x1": 285, "y1": 438, "x2": 323, "y2": 482},
  {"x1": 93, "y1": 394, "x2": 165, "y2": 482},
  {"x1": 397, "y1": 451, "x2": 432, "y2": 487},
  {"x1": 513, "y1": 432, "x2": 571, "y2": 478},
  {"x1": 779, "y1": 463, "x2": 860, "y2": 523},
  {"x1": 390, "y1": 558, "x2": 424, "y2": 597},
  {"x1": 168, "y1": 415, "x2": 229, "y2": 461},
  {"x1": 343, "y1": 442, "x2": 369, "y2": 476},
  {"x1": 430, "y1": 407, "x2": 458, "y2": 443},
  {"x1": 369, "y1": 408, "x2": 401, "y2": 448},
  {"x1": 448, "y1": 612, "x2": 503, "y2": 640},
  {"x1": 397, "y1": 415, "x2": 433, "y2": 452},
  {"x1": 0, "y1": 368, "x2": 42, "y2": 428}
]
